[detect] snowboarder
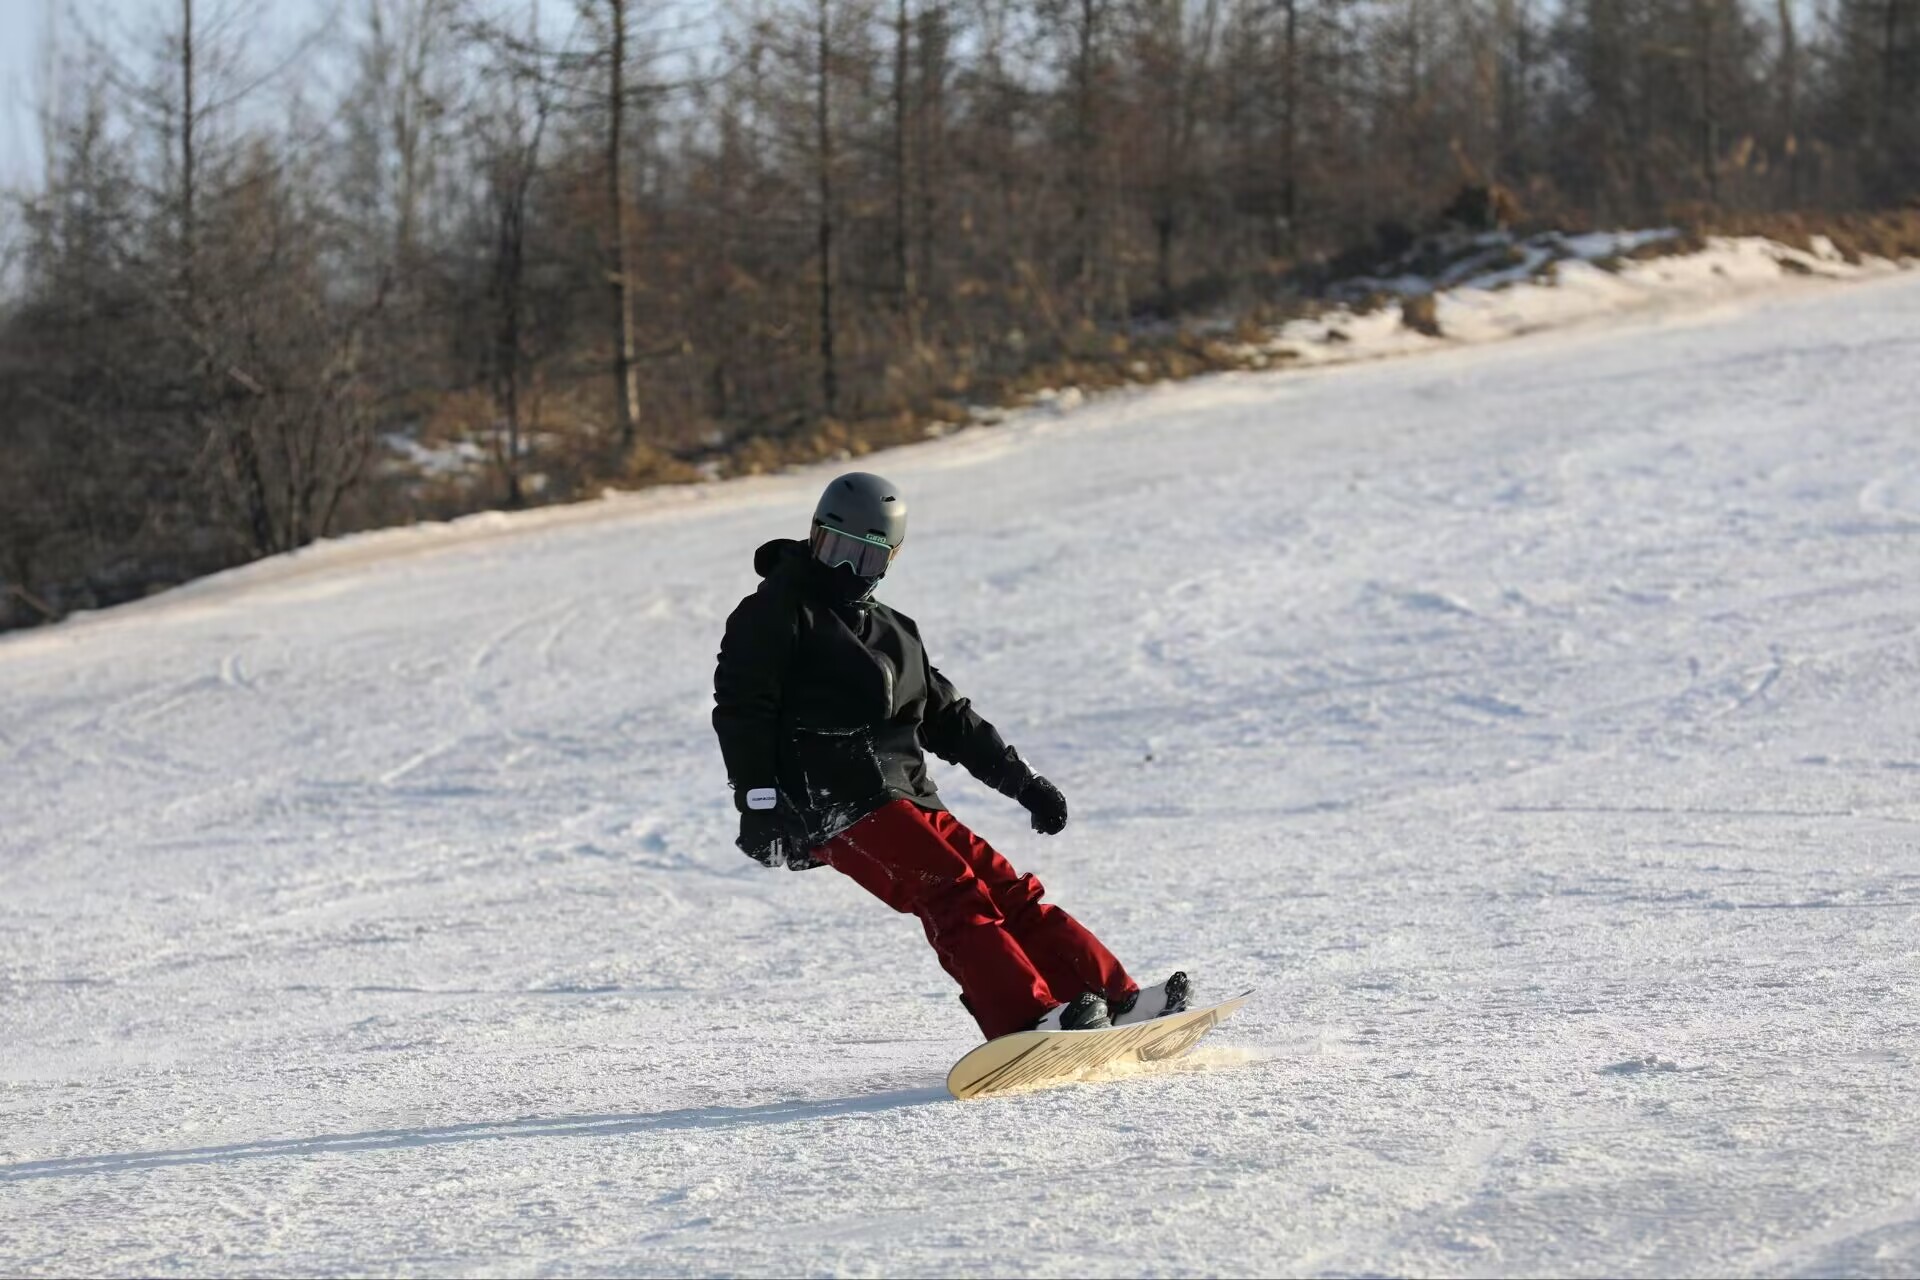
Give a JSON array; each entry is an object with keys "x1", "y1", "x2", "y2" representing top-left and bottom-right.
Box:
[{"x1": 712, "y1": 471, "x2": 1187, "y2": 1040}]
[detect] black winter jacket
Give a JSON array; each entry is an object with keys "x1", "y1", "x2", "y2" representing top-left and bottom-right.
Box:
[{"x1": 712, "y1": 538, "x2": 1035, "y2": 845}]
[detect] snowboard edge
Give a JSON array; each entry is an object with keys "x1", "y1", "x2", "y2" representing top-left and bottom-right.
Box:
[{"x1": 946, "y1": 990, "x2": 1253, "y2": 1100}]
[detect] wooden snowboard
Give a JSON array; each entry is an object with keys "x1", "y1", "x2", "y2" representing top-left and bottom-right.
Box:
[{"x1": 946, "y1": 991, "x2": 1252, "y2": 1100}]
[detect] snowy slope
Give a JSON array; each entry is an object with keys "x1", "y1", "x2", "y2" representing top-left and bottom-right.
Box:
[
  {"x1": 5, "y1": 272, "x2": 1920, "y2": 1278},
  {"x1": 1247, "y1": 233, "x2": 1912, "y2": 370}
]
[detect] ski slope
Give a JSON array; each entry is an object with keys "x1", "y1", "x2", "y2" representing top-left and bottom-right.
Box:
[{"x1": 5, "y1": 271, "x2": 1920, "y2": 1278}]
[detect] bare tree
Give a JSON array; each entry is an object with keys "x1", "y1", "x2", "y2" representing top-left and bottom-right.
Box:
[
  {"x1": 1696, "y1": 0, "x2": 1724, "y2": 204},
  {"x1": 471, "y1": 7, "x2": 556, "y2": 507},
  {"x1": 1776, "y1": 0, "x2": 1801, "y2": 206},
  {"x1": 1041, "y1": 0, "x2": 1109, "y2": 316},
  {"x1": 1281, "y1": 0, "x2": 1299, "y2": 243},
  {"x1": 607, "y1": 0, "x2": 643, "y2": 450},
  {"x1": 893, "y1": 0, "x2": 916, "y2": 317},
  {"x1": 7, "y1": 0, "x2": 1920, "y2": 632},
  {"x1": 816, "y1": 0, "x2": 839, "y2": 417},
  {"x1": 913, "y1": 3, "x2": 949, "y2": 312}
]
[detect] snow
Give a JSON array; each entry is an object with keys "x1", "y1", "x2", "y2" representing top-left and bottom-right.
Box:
[
  {"x1": 1324, "y1": 227, "x2": 1681, "y2": 302},
  {"x1": 1252, "y1": 233, "x2": 1913, "y2": 372},
  {"x1": 382, "y1": 431, "x2": 492, "y2": 478},
  {"x1": 1333, "y1": 228, "x2": 1678, "y2": 298},
  {"x1": 6, "y1": 263, "x2": 1920, "y2": 1276}
]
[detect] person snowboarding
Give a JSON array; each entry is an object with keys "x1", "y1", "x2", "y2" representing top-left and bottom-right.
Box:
[{"x1": 712, "y1": 472, "x2": 1188, "y2": 1040}]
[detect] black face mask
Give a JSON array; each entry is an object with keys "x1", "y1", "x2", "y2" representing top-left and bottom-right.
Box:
[{"x1": 810, "y1": 557, "x2": 880, "y2": 603}]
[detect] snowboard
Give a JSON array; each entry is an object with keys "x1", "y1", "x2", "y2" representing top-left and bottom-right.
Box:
[{"x1": 946, "y1": 990, "x2": 1252, "y2": 1100}]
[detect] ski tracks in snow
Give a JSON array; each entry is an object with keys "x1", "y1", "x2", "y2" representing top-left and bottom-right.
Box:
[{"x1": 6, "y1": 274, "x2": 1920, "y2": 1276}]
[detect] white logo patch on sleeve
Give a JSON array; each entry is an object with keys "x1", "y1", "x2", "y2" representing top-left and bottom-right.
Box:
[{"x1": 746, "y1": 788, "x2": 779, "y2": 811}]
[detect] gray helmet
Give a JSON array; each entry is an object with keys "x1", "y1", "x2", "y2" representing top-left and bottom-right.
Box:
[{"x1": 813, "y1": 472, "x2": 907, "y2": 549}]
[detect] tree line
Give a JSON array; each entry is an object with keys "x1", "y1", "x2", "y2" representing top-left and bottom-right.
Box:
[{"x1": 3, "y1": 0, "x2": 1917, "y2": 629}]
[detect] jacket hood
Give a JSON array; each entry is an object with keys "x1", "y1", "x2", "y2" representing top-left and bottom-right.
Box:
[{"x1": 754, "y1": 537, "x2": 809, "y2": 579}]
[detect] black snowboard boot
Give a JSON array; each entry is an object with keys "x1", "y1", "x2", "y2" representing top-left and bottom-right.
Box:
[
  {"x1": 1110, "y1": 972, "x2": 1190, "y2": 1026},
  {"x1": 1033, "y1": 991, "x2": 1112, "y2": 1032}
]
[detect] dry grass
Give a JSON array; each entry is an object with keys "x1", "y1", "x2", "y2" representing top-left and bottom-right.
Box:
[
  {"x1": 1675, "y1": 207, "x2": 1920, "y2": 263},
  {"x1": 688, "y1": 208, "x2": 1920, "y2": 488},
  {"x1": 699, "y1": 327, "x2": 1255, "y2": 481}
]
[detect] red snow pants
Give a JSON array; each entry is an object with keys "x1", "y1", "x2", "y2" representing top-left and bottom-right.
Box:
[{"x1": 819, "y1": 798, "x2": 1136, "y2": 1040}]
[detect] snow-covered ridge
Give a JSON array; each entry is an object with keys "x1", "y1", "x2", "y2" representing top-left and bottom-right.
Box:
[
  {"x1": 1239, "y1": 232, "x2": 1915, "y2": 370},
  {"x1": 1340, "y1": 227, "x2": 1688, "y2": 297}
]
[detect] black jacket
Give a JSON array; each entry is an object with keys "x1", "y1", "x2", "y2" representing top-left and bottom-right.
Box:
[{"x1": 712, "y1": 538, "x2": 1034, "y2": 845}]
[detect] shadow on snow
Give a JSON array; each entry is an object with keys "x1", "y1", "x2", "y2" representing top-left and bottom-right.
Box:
[{"x1": 0, "y1": 1086, "x2": 949, "y2": 1183}]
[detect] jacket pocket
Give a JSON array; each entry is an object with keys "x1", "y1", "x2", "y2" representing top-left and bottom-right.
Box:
[{"x1": 786, "y1": 725, "x2": 887, "y2": 817}]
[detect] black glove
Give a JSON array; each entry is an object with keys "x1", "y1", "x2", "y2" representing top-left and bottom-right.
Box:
[
  {"x1": 736, "y1": 799, "x2": 824, "y2": 871},
  {"x1": 1018, "y1": 775, "x2": 1068, "y2": 835}
]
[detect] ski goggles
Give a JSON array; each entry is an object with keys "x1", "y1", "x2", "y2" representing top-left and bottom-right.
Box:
[{"x1": 810, "y1": 523, "x2": 897, "y2": 578}]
